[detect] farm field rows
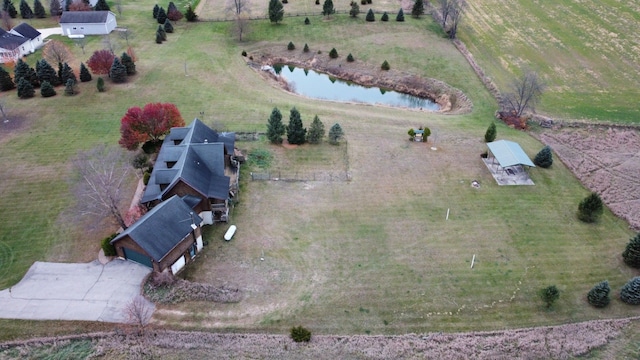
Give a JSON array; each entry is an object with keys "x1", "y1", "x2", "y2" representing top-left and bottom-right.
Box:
[
  {"x1": 459, "y1": 0, "x2": 640, "y2": 123},
  {"x1": 0, "y1": 0, "x2": 637, "y2": 354}
]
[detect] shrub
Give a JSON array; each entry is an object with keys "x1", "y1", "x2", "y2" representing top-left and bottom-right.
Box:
[
  {"x1": 347, "y1": 53, "x2": 354, "y2": 62},
  {"x1": 360, "y1": 0, "x2": 365, "y2": 4},
  {"x1": 303, "y1": 43, "x2": 309, "y2": 52},
  {"x1": 396, "y1": 8, "x2": 404, "y2": 21},
  {"x1": 381, "y1": 12, "x2": 388, "y2": 21},
  {"x1": 621, "y1": 277, "x2": 640, "y2": 305},
  {"x1": 315, "y1": 0, "x2": 319, "y2": 4},
  {"x1": 329, "y1": 48, "x2": 338, "y2": 59},
  {"x1": 484, "y1": 122, "x2": 497, "y2": 143},
  {"x1": 101, "y1": 234, "x2": 117, "y2": 256},
  {"x1": 17, "y1": 78, "x2": 34, "y2": 99},
  {"x1": 540, "y1": 285, "x2": 559, "y2": 309},
  {"x1": 577, "y1": 192, "x2": 603, "y2": 223},
  {"x1": 241, "y1": 50, "x2": 247, "y2": 56},
  {"x1": 366, "y1": 8, "x2": 374, "y2": 21},
  {"x1": 381, "y1": 60, "x2": 390, "y2": 70},
  {"x1": 290, "y1": 326, "x2": 311, "y2": 342},
  {"x1": 408, "y1": 128, "x2": 415, "y2": 140},
  {"x1": 533, "y1": 145, "x2": 553, "y2": 168},
  {"x1": 143, "y1": 171, "x2": 151, "y2": 185},
  {"x1": 97, "y1": 77, "x2": 105, "y2": 92},
  {"x1": 304, "y1": 17, "x2": 310, "y2": 24},
  {"x1": 40, "y1": 81, "x2": 56, "y2": 97},
  {"x1": 328, "y1": 123, "x2": 344, "y2": 144},
  {"x1": 587, "y1": 280, "x2": 610, "y2": 308},
  {"x1": 288, "y1": 41, "x2": 295, "y2": 50},
  {"x1": 622, "y1": 233, "x2": 640, "y2": 268}
]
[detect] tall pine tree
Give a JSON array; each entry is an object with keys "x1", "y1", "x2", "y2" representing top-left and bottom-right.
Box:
[
  {"x1": 19, "y1": 0, "x2": 33, "y2": 18},
  {"x1": 93, "y1": 0, "x2": 109, "y2": 11},
  {"x1": 328, "y1": 123, "x2": 344, "y2": 144},
  {"x1": 36, "y1": 59, "x2": 61, "y2": 86},
  {"x1": 33, "y1": 0, "x2": 45, "y2": 18},
  {"x1": 49, "y1": 0, "x2": 60, "y2": 16},
  {"x1": 623, "y1": 233, "x2": 640, "y2": 268},
  {"x1": 109, "y1": 57, "x2": 127, "y2": 83},
  {"x1": 307, "y1": 115, "x2": 325, "y2": 144},
  {"x1": 120, "y1": 52, "x2": 136, "y2": 75},
  {"x1": 60, "y1": 62, "x2": 76, "y2": 84},
  {"x1": 266, "y1": 107, "x2": 285, "y2": 144},
  {"x1": 156, "y1": 6, "x2": 167, "y2": 24},
  {"x1": 411, "y1": 0, "x2": 423, "y2": 18},
  {"x1": 286, "y1": 107, "x2": 306, "y2": 145},
  {"x1": 3, "y1": 0, "x2": 18, "y2": 18},
  {"x1": 17, "y1": 77, "x2": 34, "y2": 98},
  {"x1": 322, "y1": 0, "x2": 334, "y2": 17},
  {"x1": 0, "y1": 66, "x2": 15, "y2": 91},
  {"x1": 268, "y1": 0, "x2": 283, "y2": 23},
  {"x1": 79, "y1": 62, "x2": 92, "y2": 82}
]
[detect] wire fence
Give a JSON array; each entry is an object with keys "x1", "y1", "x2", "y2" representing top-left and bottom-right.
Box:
[{"x1": 198, "y1": 9, "x2": 392, "y2": 22}]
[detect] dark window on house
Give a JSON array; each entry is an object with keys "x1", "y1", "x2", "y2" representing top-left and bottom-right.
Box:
[
  {"x1": 159, "y1": 183, "x2": 169, "y2": 191},
  {"x1": 173, "y1": 139, "x2": 183, "y2": 145},
  {"x1": 166, "y1": 161, "x2": 176, "y2": 168}
]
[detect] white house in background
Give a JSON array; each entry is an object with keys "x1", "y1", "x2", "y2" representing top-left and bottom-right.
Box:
[
  {"x1": 59, "y1": 11, "x2": 117, "y2": 36},
  {"x1": 0, "y1": 23, "x2": 42, "y2": 63}
]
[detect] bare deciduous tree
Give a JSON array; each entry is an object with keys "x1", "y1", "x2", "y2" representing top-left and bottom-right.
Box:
[
  {"x1": 73, "y1": 36, "x2": 88, "y2": 54},
  {"x1": 42, "y1": 40, "x2": 73, "y2": 65},
  {"x1": 232, "y1": 13, "x2": 250, "y2": 41},
  {"x1": 0, "y1": 99, "x2": 9, "y2": 122},
  {"x1": 1, "y1": 10, "x2": 13, "y2": 30},
  {"x1": 125, "y1": 295, "x2": 154, "y2": 333},
  {"x1": 440, "y1": 0, "x2": 465, "y2": 39},
  {"x1": 73, "y1": 145, "x2": 132, "y2": 230},
  {"x1": 226, "y1": 0, "x2": 251, "y2": 16},
  {"x1": 118, "y1": 28, "x2": 133, "y2": 47},
  {"x1": 501, "y1": 70, "x2": 545, "y2": 117}
]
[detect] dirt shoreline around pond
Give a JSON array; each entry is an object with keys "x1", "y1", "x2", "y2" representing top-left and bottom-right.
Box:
[{"x1": 246, "y1": 48, "x2": 473, "y2": 114}]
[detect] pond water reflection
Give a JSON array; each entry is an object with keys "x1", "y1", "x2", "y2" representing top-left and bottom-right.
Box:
[{"x1": 273, "y1": 65, "x2": 440, "y2": 111}]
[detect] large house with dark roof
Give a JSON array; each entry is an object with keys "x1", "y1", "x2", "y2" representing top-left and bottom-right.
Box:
[
  {"x1": 111, "y1": 195, "x2": 204, "y2": 273},
  {"x1": 0, "y1": 24, "x2": 42, "y2": 63},
  {"x1": 141, "y1": 119, "x2": 239, "y2": 225},
  {"x1": 59, "y1": 11, "x2": 117, "y2": 36}
]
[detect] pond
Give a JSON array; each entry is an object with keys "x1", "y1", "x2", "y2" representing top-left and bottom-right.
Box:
[{"x1": 272, "y1": 65, "x2": 440, "y2": 111}]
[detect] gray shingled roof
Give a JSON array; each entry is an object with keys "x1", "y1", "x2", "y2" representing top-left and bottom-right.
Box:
[
  {"x1": 111, "y1": 195, "x2": 202, "y2": 262},
  {"x1": 11, "y1": 23, "x2": 41, "y2": 40},
  {"x1": 59, "y1": 11, "x2": 112, "y2": 24},
  {"x1": 141, "y1": 119, "x2": 233, "y2": 203},
  {"x1": 0, "y1": 28, "x2": 28, "y2": 50}
]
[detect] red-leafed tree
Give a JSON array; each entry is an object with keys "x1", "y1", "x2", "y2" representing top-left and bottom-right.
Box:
[
  {"x1": 119, "y1": 102, "x2": 185, "y2": 151},
  {"x1": 87, "y1": 49, "x2": 115, "y2": 75}
]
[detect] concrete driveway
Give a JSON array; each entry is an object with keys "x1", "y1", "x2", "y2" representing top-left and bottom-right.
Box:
[{"x1": 0, "y1": 260, "x2": 153, "y2": 323}]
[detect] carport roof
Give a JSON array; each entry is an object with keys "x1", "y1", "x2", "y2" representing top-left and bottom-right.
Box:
[{"x1": 487, "y1": 140, "x2": 535, "y2": 168}]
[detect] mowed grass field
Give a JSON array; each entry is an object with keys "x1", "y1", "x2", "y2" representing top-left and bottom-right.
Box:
[
  {"x1": 459, "y1": 0, "x2": 640, "y2": 123},
  {"x1": 0, "y1": 0, "x2": 636, "y2": 340}
]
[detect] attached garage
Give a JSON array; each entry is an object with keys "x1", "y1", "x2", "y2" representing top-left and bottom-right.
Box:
[{"x1": 111, "y1": 195, "x2": 204, "y2": 273}]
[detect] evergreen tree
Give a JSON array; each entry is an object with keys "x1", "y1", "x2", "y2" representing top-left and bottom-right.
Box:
[
  {"x1": 621, "y1": 277, "x2": 640, "y2": 305},
  {"x1": 304, "y1": 17, "x2": 309, "y2": 24},
  {"x1": 286, "y1": 107, "x2": 306, "y2": 145},
  {"x1": 587, "y1": 281, "x2": 610, "y2": 308},
  {"x1": 484, "y1": 122, "x2": 496, "y2": 142},
  {"x1": 155, "y1": 31, "x2": 163, "y2": 44},
  {"x1": 322, "y1": 0, "x2": 334, "y2": 17},
  {"x1": 167, "y1": 1, "x2": 182, "y2": 21},
  {"x1": 63, "y1": 78, "x2": 75, "y2": 95},
  {"x1": 20, "y1": 0, "x2": 33, "y2": 19},
  {"x1": 0, "y1": 66, "x2": 15, "y2": 91},
  {"x1": 365, "y1": 8, "x2": 374, "y2": 21},
  {"x1": 287, "y1": 41, "x2": 295, "y2": 50},
  {"x1": 577, "y1": 192, "x2": 603, "y2": 223},
  {"x1": 3, "y1": 0, "x2": 17, "y2": 18},
  {"x1": 164, "y1": 18, "x2": 173, "y2": 33},
  {"x1": 40, "y1": 80, "x2": 56, "y2": 97},
  {"x1": 156, "y1": 6, "x2": 167, "y2": 24},
  {"x1": 347, "y1": 53, "x2": 354, "y2": 62},
  {"x1": 533, "y1": 145, "x2": 553, "y2": 168},
  {"x1": 349, "y1": 0, "x2": 358, "y2": 17},
  {"x1": 266, "y1": 107, "x2": 285, "y2": 144},
  {"x1": 57, "y1": 62, "x2": 63, "y2": 84},
  {"x1": 381, "y1": 60, "x2": 390, "y2": 70},
  {"x1": 268, "y1": 0, "x2": 283, "y2": 23},
  {"x1": 185, "y1": 4, "x2": 197, "y2": 21},
  {"x1": 13, "y1": 58, "x2": 29, "y2": 83},
  {"x1": 109, "y1": 57, "x2": 127, "y2": 83},
  {"x1": 33, "y1": 0, "x2": 45, "y2": 17},
  {"x1": 396, "y1": 8, "x2": 404, "y2": 22},
  {"x1": 167, "y1": 1, "x2": 177, "y2": 13},
  {"x1": 539, "y1": 285, "x2": 559, "y2": 309},
  {"x1": 622, "y1": 233, "x2": 640, "y2": 268},
  {"x1": 303, "y1": 43, "x2": 309, "y2": 52},
  {"x1": 411, "y1": 0, "x2": 423, "y2": 18},
  {"x1": 381, "y1": 11, "x2": 388, "y2": 21},
  {"x1": 96, "y1": 76, "x2": 105, "y2": 92},
  {"x1": 93, "y1": 0, "x2": 109, "y2": 11},
  {"x1": 307, "y1": 115, "x2": 325, "y2": 144},
  {"x1": 49, "y1": 0, "x2": 60, "y2": 16},
  {"x1": 157, "y1": 24, "x2": 167, "y2": 41},
  {"x1": 152, "y1": 3, "x2": 159, "y2": 18},
  {"x1": 329, "y1": 48, "x2": 338, "y2": 58},
  {"x1": 64, "y1": 0, "x2": 70, "y2": 11},
  {"x1": 36, "y1": 59, "x2": 60, "y2": 86},
  {"x1": 328, "y1": 123, "x2": 344, "y2": 144},
  {"x1": 61, "y1": 62, "x2": 76, "y2": 84},
  {"x1": 16, "y1": 77, "x2": 34, "y2": 98},
  {"x1": 79, "y1": 62, "x2": 92, "y2": 82},
  {"x1": 120, "y1": 52, "x2": 136, "y2": 75}
]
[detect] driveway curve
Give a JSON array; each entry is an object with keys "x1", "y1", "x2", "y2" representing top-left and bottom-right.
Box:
[{"x1": 0, "y1": 260, "x2": 152, "y2": 323}]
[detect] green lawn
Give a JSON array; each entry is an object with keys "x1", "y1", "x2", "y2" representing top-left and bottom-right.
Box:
[
  {"x1": 0, "y1": 0, "x2": 636, "y2": 342},
  {"x1": 459, "y1": 0, "x2": 640, "y2": 123}
]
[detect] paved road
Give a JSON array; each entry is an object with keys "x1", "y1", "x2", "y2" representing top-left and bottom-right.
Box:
[{"x1": 0, "y1": 260, "x2": 153, "y2": 323}]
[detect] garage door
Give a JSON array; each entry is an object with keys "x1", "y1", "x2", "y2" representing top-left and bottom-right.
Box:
[{"x1": 123, "y1": 248, "x2": 153, "y2": 268}]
